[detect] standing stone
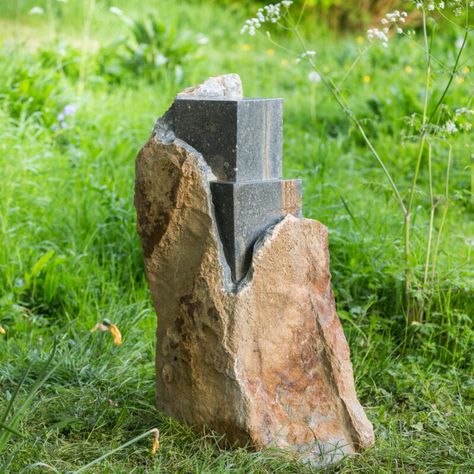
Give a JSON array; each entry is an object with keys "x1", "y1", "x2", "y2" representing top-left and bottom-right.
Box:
[{"x1": 135, "y1": 74, "x2": 374, "y2": 464}]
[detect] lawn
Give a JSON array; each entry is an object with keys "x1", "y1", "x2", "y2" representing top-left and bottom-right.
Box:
[{"x1": 0, "y1": 0, "x2": 473, "y2": 472}]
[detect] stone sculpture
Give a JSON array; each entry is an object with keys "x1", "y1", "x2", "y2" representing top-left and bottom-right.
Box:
[{"x1": 135, "y1": 74, "x2": 374, "y2": 465}]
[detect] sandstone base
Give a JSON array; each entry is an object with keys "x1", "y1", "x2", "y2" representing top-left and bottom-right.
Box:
[{"x1": 134, "y1": 89, "x2": 374, "y2": 465}]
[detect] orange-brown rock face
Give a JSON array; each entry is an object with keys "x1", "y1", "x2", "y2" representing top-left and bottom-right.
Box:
[{"x1": 135, "y1": 89, "x2": 374, "y2": 466}]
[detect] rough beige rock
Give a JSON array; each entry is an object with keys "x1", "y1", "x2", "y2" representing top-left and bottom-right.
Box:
[
  {"x1": 177, "y1": 73, "x2": 243, "y2": 99},
  {"x1": 135, "y1": 82, "x2": 374, "y2": 465}
]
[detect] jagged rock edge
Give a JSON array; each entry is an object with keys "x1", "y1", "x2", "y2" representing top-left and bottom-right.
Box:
[{"x1": 152, "y1": 105, "x2": 288, "y2": 293}]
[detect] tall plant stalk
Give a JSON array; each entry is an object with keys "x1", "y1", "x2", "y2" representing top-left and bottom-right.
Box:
[
  {"x1": 78, "y1": 0, "x2": 96, "y2": 95},
  {"x1": 242, "y1": 1, "x2": 471, "y2": 324}
]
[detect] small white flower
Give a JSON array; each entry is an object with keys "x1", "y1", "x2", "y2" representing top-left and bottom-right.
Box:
[
  {"x1": 445, "y1": 120, "x2": 458, "y2": 134},
  {"x1": 155, "y1": 53, "x2": 168, "y2": 66},
  {"x1": 241, "y1": 1, "x2": 293, "y2": 35},
  {"x1": 196, "y1": 34, "x2": 209, "y2": 45},
  {"x1": 455, "y1": 37, "x2": 464, "y2": 49},
  {"x1": 308, "y1": 71, "x2": 321, "y2": 83},
  {"x1": 29, "y1": 6, "x2": 44, "y2": 15},
  {"x1": 367, "y1": 9, "x2": 407, "y2": 46},
  {"x1": 455, "y1": 108, "x2": 474, "y2": 116},
  {"x1": 109, "y1": 6, "x2": 124, "y2": 15}
]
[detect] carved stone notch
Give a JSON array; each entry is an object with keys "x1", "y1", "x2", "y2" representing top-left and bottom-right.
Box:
[{"x1": 173, "y1": 96, "x2": 301, "y2": 282}]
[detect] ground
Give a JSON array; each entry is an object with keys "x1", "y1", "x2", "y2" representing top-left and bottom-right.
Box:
[{"x1": 0, "y1": 0, "x2": 472, "y2": 472}]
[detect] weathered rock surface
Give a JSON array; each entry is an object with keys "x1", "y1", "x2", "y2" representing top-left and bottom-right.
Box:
[
  {"x1": 135, "y1": 77, "x2": 374, "y2": 464},
  {"x1": 177, "y1": 73, "x2": 243, "y2": 99}
]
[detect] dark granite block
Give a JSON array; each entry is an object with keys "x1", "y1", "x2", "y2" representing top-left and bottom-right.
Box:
[
  {"x1": 173, "y1": 98, "x2": 282, "y2": 182},
  {"x1": 211, "y1": 179, "x2": 302, "y2": 282}
]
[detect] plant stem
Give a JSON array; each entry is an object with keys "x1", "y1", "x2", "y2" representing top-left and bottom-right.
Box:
[
  {"x1": 78, "y1": 0, "x2": 96, "y2": 96},
  {"x1": 431, "y1": 145, "x2": 452, "y2": 284},
  {"x1": 422, "y1": 143, "x2": 435, "y2": 323},
  {"x1": 72, "y1": 428, "x2": 159, "y2": 473},
  {"x1": 405, "y1": 8, "x2": 432, "y2": 321},
  {"x1": 291, "y1": 28, "x2": 406, "y2": 215},
  {"x1": 428, "y1": 29, "x2": 468, "y2": 123}
]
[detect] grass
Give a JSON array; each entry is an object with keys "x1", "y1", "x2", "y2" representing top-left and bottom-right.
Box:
[{"x1": 0, "y1": 0, "x2": 473, "y2": 472}]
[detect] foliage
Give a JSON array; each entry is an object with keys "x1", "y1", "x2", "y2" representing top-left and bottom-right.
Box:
[
  {"x1": 0, "y1": 343, "x2": 57, "y2": 469},
  {"x1": 0, "y1": 0, "x2": 472, "y2": 472},
  {"x1": 0, "y1": 51, "x2": 69, "y2": 126},
  {"x1": 97, "y1": 12, "x2": 204, "y2": 84},
  {"x1": 242, "y1": 0, "x2": 473, "y2": 325},
  {"x1": 213, "y1": 0, "x2": 407, "y2": 29}
]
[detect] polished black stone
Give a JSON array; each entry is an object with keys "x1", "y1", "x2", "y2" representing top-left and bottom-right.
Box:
[
  {"x1": 172, "y1": 95, "x2": 301, "y2": 283},
  {"x1": 173, "y1": 98, "x2": 283, "y2": 182},
  {"x1": 211, "y1": 180, "x2": 301, "y2": 282}
]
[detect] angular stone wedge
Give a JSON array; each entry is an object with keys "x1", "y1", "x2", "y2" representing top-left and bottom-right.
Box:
[{"x1": 134, "y1": 76, "x2": 374, "y2": 466}]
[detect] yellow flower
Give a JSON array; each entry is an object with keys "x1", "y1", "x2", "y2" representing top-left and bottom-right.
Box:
[
  {"x1": 0, "y1": 325, "x2": 5, "y2": 335},
  {"x1": 356, "y1": 36, "x2": 364, "y2": 44},
  {"x1": 280, "y1": 58, "x2": 288, "y2": 66},
  {"x1": 456, "y1": 76, "x2": 464, "y2": 84},
  {"x1": 91, "y1": 320, "x2": 123, "y2": 346},
  {"x1": 266, "y1": 48, "x2": 275, "y2": 56},
  {"x1": 462, "y1": 66, "x2": 470, "y2": 74},
  {"x1": 242, "y1": 43, "x2": 251, "y2": 52},
  {"x1": 363, "y1": 75, "x2": 371, "y2": 83},
  {"x1": 404, "y1": 66, "x2": 413, "y2": 74},
  {"x1": 150, "y1": 428, "x2": 160, "y2": 455}
]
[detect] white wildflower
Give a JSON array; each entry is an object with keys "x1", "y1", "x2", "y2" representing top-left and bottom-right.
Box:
[
  {"x1": 241, "y1": 1, "x2": 293, "y2": 35},
  {"x1": 367, "y1": 9, "x2": 407, "y2": 46},
  {"x1": 367, "y1": 27, "x2": 389, "y2": 47},
  {"x1": 109, "y1": 6, "x2": 124, "y2": 15},
  {"x1": 455, "y1": 108, "x2": 474, "y2": 116},
  {"x1": 296, "y1": 50, "x2": 317, "y2": 63},
  {"x1": 445, "y1": 120, "x2": 458, "y2": 134},
  {"x1": 155, "y1": 53, "x2": 168, "y2": 66},
  {"x1": 308, "y1": 71, "x2": 321, "y2": 83},
  {"x1": 455, "y1": 37, "x2": 464, "y2": 49},
  {"x1": 109, "y1": 6, "x2": 133, "y2": 25},
  {"x1": 196, "y1": 34, "x2": 209, "y2": 45},
  {"x1": 29, "y1": 6, "x2": 44, "y2": 15}
]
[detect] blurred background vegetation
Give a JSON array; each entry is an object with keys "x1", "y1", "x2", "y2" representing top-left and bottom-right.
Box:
[{"x1": 0, "y1": 0, "x2": 472, "y2": 472}]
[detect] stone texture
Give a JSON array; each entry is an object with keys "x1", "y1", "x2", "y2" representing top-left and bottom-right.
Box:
[
  {"x1": 211, "y1": 179, "x2": 301, "y2": 282},
  {"x1": 173, "y1": 98, "x2": 283, "y2": 182},
  {"x1": 135, "y1": 80, "x2": 375, "y2": 463},
  {"x1": 169, "y1": 88, "x2": 299, "y2": 283},
  {"x1": 177, "y1": 73, "x2": 243, "y2": 99}
]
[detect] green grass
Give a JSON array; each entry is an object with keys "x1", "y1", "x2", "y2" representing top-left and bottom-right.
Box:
[{"x1": 0, "y1": 0, "x2": 473, "y2": 472}]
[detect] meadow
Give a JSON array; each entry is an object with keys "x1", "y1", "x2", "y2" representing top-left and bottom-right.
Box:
[{"x1": 0, "y1": 0, "x2": 473, "y2": 472}]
